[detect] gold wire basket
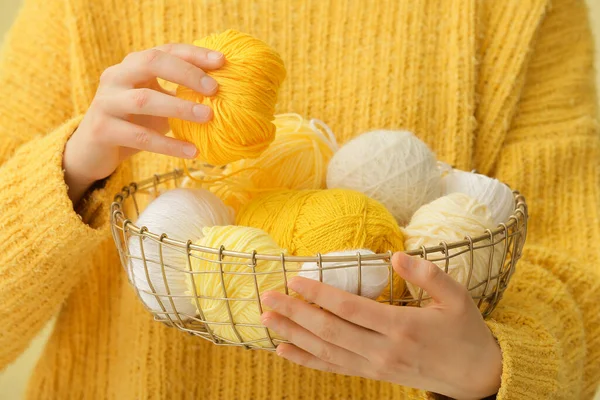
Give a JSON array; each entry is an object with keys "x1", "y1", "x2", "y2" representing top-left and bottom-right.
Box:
[{"x1": 110, "y1": 169, "x2": 528, "y2": 351}]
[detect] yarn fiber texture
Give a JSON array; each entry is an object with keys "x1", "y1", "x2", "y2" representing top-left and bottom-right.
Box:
[
  {"x1": 127, "y1": 189, "x2": 234, "y2": 319},
  {"x1": 442, "y1": 169, "x2": 515, "y2": 226},
  {"x1": 403, "y1": 193, "x2": 503, "y2": 304},
  {"x1": 168, "y1": 29, "x2": 286, "y2": 165},
  {"x1": 236, "y1": 189, "x2": 405, "y2": 256},
  {"x1": 188, "y1": 225, "x2": 296, "y2": 348},
  {"x1": 299, "y1": 249, "x2": 389, "y2": 299},
  {"x1": 206, "y1": 113, "x2": 338, "y2": 211},
  {"x1": 326, "y1": 130, "x2": 442, "y2": 226}
]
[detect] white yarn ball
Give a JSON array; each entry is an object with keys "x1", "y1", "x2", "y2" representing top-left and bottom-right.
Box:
[
  {"x1": 442, "y1": 169, "x2": 514, "y2": 226},
  {"x1": 299, "y1": 249, "x2": 389, "y2": 299},
  {"x1": 326, "y1": 130, "x2": 442, "y2": 225},
  {"x1": 403, "y1": 193, "x2": 503, "y2": 303},
  {"x1": 128, "y1": 188, "x2": 234, "y2": 319}
]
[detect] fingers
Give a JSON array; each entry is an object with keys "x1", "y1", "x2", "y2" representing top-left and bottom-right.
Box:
[
  {"x1": 100, "y1": 88, "x2": 213, "y2": 122},
  {"x1": 261, "y1": 311, "x2": 368, "y2": 370},
  {"x1": 392, "y1": 252, "x2": 468, "y2": 308},
  {"x1": 101, "y1": 45, "x2": 223, "y2": 95},
  {"x1": 284, "y1": 277, "x2": 392, "y2": 333},
  {"x1": 154, "y1": 43, "x2": 225, "y2": 70},
  {"x1": 274, "y1": 344, "x2": 353, "y2": 376},
  {"x1": 101, "y1": 119, "x2": 198, "y2": 159},
  {"x1": 260, "y1": 291, "x2": 382, "y2": 357}
]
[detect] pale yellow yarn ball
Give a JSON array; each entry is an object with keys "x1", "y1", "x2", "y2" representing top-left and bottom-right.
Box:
[
  {"x1": 403, "y1": 193, "x2": 504, "y2": 303},
  {"x1": 187, "y1": 225, "x2": 297, "y2": 348},
  {"x1": 208, "y1": 113, "x2": 338, "y2": 211}
]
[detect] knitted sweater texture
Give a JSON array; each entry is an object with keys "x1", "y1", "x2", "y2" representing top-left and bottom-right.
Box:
[{"x1": 0, "y1": 0, "x2": 599, "y2": 398}]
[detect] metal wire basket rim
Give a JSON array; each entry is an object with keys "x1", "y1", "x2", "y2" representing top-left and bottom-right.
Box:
[{"x1": 111, "y1": 169, "x2": 527, "y2": 263}]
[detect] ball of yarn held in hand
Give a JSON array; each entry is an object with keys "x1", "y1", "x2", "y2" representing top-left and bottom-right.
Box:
[
  {"x1": 442, "y1": 169, "x2": 515, "y2": 226},
  {"x1": 236, "y1": 189, "x2": 405, "y2": 256},
  {"x1": 188, "y1": 226, "x2": 296, "y2": 348},
  {"x1": 327, "y1": 130, "x2": 442, "y2": 225},
  {"x1": 210, "y1": 113, "x2": 338, "y2": 211},
  {"x1": 403, "y1": 193, "x2": 503, "y2": 304},
  {"x1": 168, "y1": 30, "x2": 286, "y2": 165},
  {"x1": 299, "y1": 249, "x2": 389, "y2": 299},
  {"x1": 128, "y1": 189, "x2": 234, "y2": 319}
]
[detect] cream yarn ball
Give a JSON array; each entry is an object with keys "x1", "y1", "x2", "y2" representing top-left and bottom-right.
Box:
[
  {"x1": 403, "y1": 193, "x2": 503, "y2": 303},
  {"x1": 299, "y1": 249, "x2": 389, "y2": 299},
  {"x1": 127, "y1": 188, "x2": 234, "y2": 319},
  {"x1": 442, "y1": 169, "x2": 514, "y2": 226},
  {"x1": 326, "y1": 130, "x2": 442, "y2": 225}
]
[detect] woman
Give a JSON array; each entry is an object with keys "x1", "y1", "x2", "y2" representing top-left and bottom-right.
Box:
[{"x1": 0, "y1": 0, "x2": 598, "y2": 398}]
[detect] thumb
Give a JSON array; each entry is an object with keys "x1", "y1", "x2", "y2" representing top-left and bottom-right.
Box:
[{"x1": 392, "y1": 252, "x2": 466, "y2": 306}]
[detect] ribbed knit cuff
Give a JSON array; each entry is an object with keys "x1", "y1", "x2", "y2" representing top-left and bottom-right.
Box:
[
  {"x1": 484, "y1": 319, "x2": 559, "y2": 400},
  {"x1": 0, "y1": 115, "x2": 117, "y2": 249}
]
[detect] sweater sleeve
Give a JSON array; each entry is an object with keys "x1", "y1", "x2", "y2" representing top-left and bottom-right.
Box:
[
  {"x1": 0, "y1": 0, "x2": 116, "y2": 369},
  {"x1": 482, "y1": 0, "x2": 600, "y2": 398}
]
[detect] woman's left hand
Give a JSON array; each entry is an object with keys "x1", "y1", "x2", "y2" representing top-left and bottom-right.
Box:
[{"x1": 260, "y1": 252, "x2": 502, "y2": 400}]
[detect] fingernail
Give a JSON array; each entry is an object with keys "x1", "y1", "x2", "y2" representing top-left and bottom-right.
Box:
[
  {"x1": 261, "y1": 294, "x2": 275, "y2": 307},
  {"x1": 260, "y1": 314, "x2": 272, "y2": 326},
  {"x1": 276, "y1": 346, "x2": 284, "y2": 356},
  {"x1": 182, "y1": 143, "x2": 197, "y2": 158},
  {"x1": 403, "y1": 255, "x2": 417, "y2": 269},
  {"x1": 201, "y1": 75, "x2": 218, "y2": 92},
  {"x1": 207, "y1": 51, "x2": 223, "y2": 60},
  {"x1": 193, "y1": 104, "x2": 211, "y2": 119},
  {"x1": 287, "y1": 278, "x2": 300, "y2": 291}
]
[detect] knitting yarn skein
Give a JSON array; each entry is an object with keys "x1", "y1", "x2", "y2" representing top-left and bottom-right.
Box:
[
  {"x1": 403, "y1": 193, "x2": 503, "y2": 304},
  {"x1": 299, "y1": 249, "x2": 389, "y2": 299},
  {"x1": 169, "y1": 29, "x2": 286, "y2": 165},
  {"x1": 207, "y1": 113, "x2": 338, "y2": 211},
  {"x1": 442, "y1": 169, "x2": 515, "y2": 225},
  {"x1": 188, "y1": 226, "x2": 296, "y2": 348},
  {"x1": 236, "y1": 189, "x2": 405, "y2": 256},
  {"x1": 128, "y1": 189, "x2": 234, "y2": 319},
  {"x1": 327, "y1": 130, "x2": 442, "y2": 225}
]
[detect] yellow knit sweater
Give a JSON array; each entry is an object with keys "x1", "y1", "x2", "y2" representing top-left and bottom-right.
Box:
[{"x1": 0, "y1": 0, "x2": 599, "y2": 398}]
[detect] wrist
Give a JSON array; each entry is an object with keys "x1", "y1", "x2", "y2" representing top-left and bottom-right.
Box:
[{"x1": 63, "y1": 134, "x2": 97, "y2": 205}]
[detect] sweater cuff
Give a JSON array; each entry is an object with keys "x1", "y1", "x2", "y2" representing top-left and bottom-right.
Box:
[
  {"x1": 0, "y1": 116, "x2": 121, "y2": 240},
  {"x1": 484, "y1": 319, "x2": 559, "y2": 399}
]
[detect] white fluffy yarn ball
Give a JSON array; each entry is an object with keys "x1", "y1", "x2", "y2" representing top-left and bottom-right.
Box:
[
  {"x1": 299, "y1": 249, "x2": 389, "y2": 299},
  {"x1": 403, "y1": 193, "x2": 503, "y2": 303},
  {"x1": 442, "y1": 169, "x2": 514, "y2": 226},
  {"x1": 326, "y1": 130, "x2": 442, "y2": 225},
  {"x1": 128, "y1": 188, "x2": 234, "y2": 319}
]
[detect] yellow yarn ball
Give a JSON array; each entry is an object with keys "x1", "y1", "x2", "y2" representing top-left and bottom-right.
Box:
[
  {"x1": 210, "y1": 113, "x2": 338, "y2": 211},
  {"x1": 168, "y1": 30, "x2": 286, "y2": 165},
  {"x1": 188, "y1": 225, "x2": 296, "y2": 348},
  {"x1": 236, "y1": 189, "x2": 405, "y2": 256}
]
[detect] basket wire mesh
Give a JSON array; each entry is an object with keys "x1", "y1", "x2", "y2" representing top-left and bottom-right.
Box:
[{"x1": 110, "y1": 169, "x2": 528, "y2": 350}]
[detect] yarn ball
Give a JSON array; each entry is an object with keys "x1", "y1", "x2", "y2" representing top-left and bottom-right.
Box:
[
  {"x1": 168, "y1": 29, "x2": 286, "y2": 165},
  {"x1": 326, "y1": 130, "x2": 442, "y2": 225},
  {"x1": 442, "y1": 169, "x2": 515, "y2": 226},
  {"x1": 188, "y1": 225, "x2": 297, "y2": 348},
  {"x1": 236, "y1": 189, "x2": 405, "y2": 256},
  {"x1": 299, "y1": 249, "x2": 389, "y2": 299},
  {"x1": 208, "y1": 113, "x2": 338, "y2": 211},
  {"x1": 403, "y1": 193, "x2": 503, "y2": 304},
  {"x1": 127, "y1": 189, "x2": 234, "y2": 319}
]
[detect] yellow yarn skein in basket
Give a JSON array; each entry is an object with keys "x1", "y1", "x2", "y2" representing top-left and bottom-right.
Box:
[
  {"x1": 188, "y1": 225, "x2": 296, "y2": 348},
  {"x1": 204, "y1": 113, "x2": 338, "y2": 211},
  {"x1": 236, "y1": 189, "x2": 405, "y2": 256},
  {"x1": 169, "y1": 30, "x2": 286, "y2": 166}
]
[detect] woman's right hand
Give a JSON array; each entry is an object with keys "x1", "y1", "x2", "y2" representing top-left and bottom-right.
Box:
[{"x1": 63, "y1": 44, "x2": 225, "y2": 204}]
